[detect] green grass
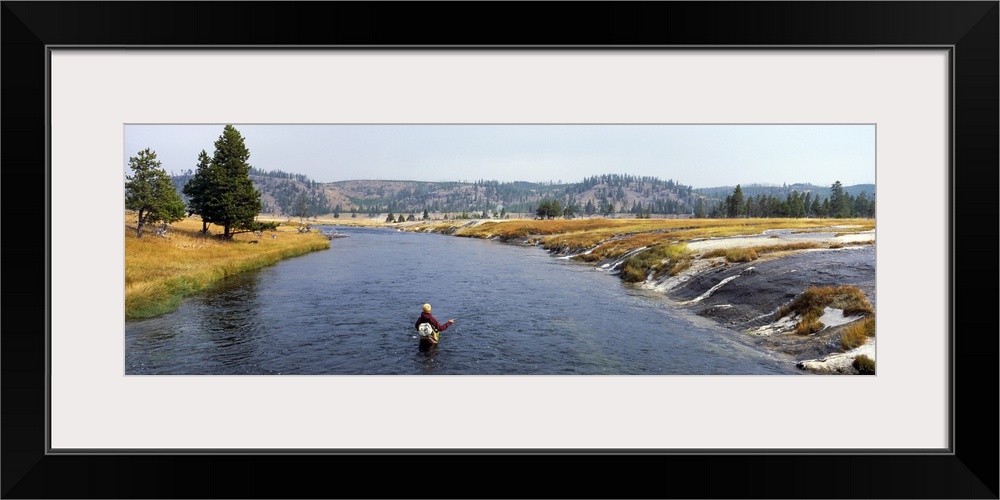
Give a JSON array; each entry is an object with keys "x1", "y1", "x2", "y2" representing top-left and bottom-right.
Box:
[{"x1": 619, "y1": 243, "x2": 693, "y2": 283}]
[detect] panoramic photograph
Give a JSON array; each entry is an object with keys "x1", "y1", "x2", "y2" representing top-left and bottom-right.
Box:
[{"x1": 124, "y1": 124, "x2": 876, "y2": 376}]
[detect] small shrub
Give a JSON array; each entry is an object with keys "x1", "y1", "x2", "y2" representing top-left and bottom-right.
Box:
[
  {"x1": 703, "y1": 247, "x2": 758, "y2": 262},
  {"x1": 839, "y1": 316, "x2": 876, "y2": 351},
  {"x1": 726, "y1": 248, "x2": 759, "y2": 262},
  {"x1": 853, "y1": 355, "x2": 875, "y2": 375},
  {"x1": 796, "y1": 314, "x2": 823, "y2": 335},
  {"x1": 619, "y1": 257, "x2": 647, "y2": 283},
  {"x1": 617, "y1": 243, "x2": 692, "y2": 282},
  {"x1": 783, "y1": 287, "x2": 834, "y2": 318},
  {"x1": 834, "y1": 288, "x2": 875, "y2": 317},
  {"x1": 668, "y1": 259, "x2": 692, "y2": 276},
  {"x1": 857, "y1": 316, "x2": 876, "y2": 336},
  {"x1": 703, "y1": 242, "x2": 820, "y2": 263}
]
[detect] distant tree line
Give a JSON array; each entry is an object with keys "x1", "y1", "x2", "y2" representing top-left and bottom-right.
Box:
[{"x1": 704, "y1": 181, "x2": 875, "y2": 219}]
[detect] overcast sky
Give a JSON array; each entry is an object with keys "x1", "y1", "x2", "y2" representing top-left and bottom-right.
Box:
[{"x1": 124, "y1": 124, "x2": 875, "y2": 189}]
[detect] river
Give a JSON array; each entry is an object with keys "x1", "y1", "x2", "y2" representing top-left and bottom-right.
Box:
[{"x1": 125, "y1": 225, "x2": 803, "y2": 375}]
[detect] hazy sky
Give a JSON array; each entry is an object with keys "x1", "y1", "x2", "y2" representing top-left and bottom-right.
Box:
[{"x1": 124, "y1": 124, "x2": 875, "y2": 189}]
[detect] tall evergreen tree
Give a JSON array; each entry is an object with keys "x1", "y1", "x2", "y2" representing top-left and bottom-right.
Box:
[
  {"x1": 535, "y1": 199, "x2": 564, "y2": 219},
  {"x1": 182, "y1": 149, "x2": 214, "y2": 233},
  {"x1": 829, "y1": 181, "x2": 849, "y2": 218},
  {"x1": 694, "y1": 197, "x2": 706, "y2": 218},
  {"x1": 727, "y1": 184, "x2": 745, "y2": 218},
  {"x1": 745, "y1": 196, "x2": 756, "y2": 218},
  {"x1": 294, "y1": 193, "x2": 310, "y2": 221},
  {"x1": 125, "y1": 148, "x2": 186, "y2": 238},
  {"x1": 811, "y1": 197, "x2": 822, "y2": 217},
  {"x1": 199, "y1": 125, "x2": 263, "y2": 238},
  {"x1": 854, "y1": 192, "x2": 870, "y2": 218}
]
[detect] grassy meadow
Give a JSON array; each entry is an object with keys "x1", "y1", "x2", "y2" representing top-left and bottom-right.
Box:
[
  {"x1": 388, "y1": 216, "x2": 874, "y2": 284},
  {"x1": 404, "y1": 216, "x2": 872, "y2": 251},
  {"x1": 125, "y1": 214, "x2": 330, "y2": 319}
]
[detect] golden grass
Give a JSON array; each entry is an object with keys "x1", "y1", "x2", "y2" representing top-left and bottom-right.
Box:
[
  {"x1": 385, "y1": 217, "x2": 875, "y2": 286},
  {"x1": 358, "y1": 217, "x2": 875, "y2": 295},
  {"x1": 778, "y1": 285, "x2": 875, "y2": 335},
  {"x1": 619, "y1": 243, "x2": 694, "y2": 282},
  {"x1": 420, "y1": 217, "x2": 873, "y2": 251},
  {"x1": 852, "y1": 354, "x2": 876, "y2": 374},
  {"x1": 840, "y1": 316, "x2": 876, "y2": 351},
  {"x1": 789, "y1": 220, "x2": 875, "y2": 234},
  {"x1": 125, "y1": 215, "x2": 330, "y2": 319},
  {"x1": 701, "y1": 242, "x2": 825, "y2": 263},
  {"x1": 572, "y1": 232, "x2": 681, "y2": 262},
  {"x1": 454, "y1": 218, "x2": 651, "y2": 242},
  {"x1": 796, "y1": 315, "x2": 825, "y2": 335}
]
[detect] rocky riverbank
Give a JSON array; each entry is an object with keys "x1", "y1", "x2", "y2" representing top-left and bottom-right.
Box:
[
  {"x1": 370, "y1": 217, "x2": 878, "y2": 374},
  {"x1": 644, "y1": 230, "x2": 876, "y2": 374}
]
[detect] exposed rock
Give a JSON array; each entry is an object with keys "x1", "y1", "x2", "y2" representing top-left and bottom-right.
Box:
[
  {"x1": 796, "y1": 339, "x2": 875, "y2": 374},
  {"x1": 639, "y1": 238, "x2": 876, "y2": 374}
]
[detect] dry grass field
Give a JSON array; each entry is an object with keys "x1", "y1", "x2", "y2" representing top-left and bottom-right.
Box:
[
  {"x1": 125, "y1": 214, "x2": 330, "y2": 319},
  {"x1": 392, "y1": 216, "x2": 874, "y2": 268}
]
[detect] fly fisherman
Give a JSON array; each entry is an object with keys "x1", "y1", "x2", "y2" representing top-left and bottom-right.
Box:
[{"x1": 414, "y1": 303, "x2": 455, "y2": 349}]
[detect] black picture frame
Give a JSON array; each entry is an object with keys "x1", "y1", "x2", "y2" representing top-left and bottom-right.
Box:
[{"x1": 3, "y1": 1, "x2": 997, "y2": 498}]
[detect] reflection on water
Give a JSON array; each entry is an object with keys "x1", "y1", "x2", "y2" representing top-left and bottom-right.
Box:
[{"x1": 126, "y1": 226, "x2": 801, "y2": 375}]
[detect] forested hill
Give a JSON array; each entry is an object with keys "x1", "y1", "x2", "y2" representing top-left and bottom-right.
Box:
[
  {"x1": 170, "y1": 169, "x2": 875, "y2": 219},
  {"x1": 172, "y1": 171, "x2": 702, "y2": 218}
]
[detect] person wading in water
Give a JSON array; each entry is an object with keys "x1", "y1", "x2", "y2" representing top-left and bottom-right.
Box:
[{"x1": 414, "y1": 303, "x2": 455, "y2": 350}]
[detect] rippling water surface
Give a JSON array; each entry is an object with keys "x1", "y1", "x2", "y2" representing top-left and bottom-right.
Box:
[{"x1": 125, "y1": 226, "x2": 801, "y2": 375}]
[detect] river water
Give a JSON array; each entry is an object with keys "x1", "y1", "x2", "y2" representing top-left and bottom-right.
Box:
[{"x1": 125, "y1": 225, "x2": 802, "y2": 375}]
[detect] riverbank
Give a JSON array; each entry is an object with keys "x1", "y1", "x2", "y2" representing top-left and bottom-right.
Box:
[
  {"x1": 370, "y1": 216, "x2": 877, "y2": 375},
  {"x1": 125, "y1": 214, "x2": 330, "y2": 319}
]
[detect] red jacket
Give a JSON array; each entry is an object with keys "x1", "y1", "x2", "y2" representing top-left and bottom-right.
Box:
[{"x1": 415, "y1": 311, "x2": 451, "y2": 332}]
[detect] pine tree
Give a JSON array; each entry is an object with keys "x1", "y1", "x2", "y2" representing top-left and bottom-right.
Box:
[
  {"x1": 728, "y1": 184, "x2": 745, "y2": 218},
  {"x1": 198, "y1": 125, "x2": 262, "y2": 238},
  {"x1": 125, "y1": 148, "x2": 186, "y2": 238},
  {"x1": 182, "y1": 149, "x2": 214, "y2": 233},
  {"x1": 811, "y1": 197, "x2": 822, "y2": 217},
  {"x1": 830, "y1": 181, "x2": 849, "y2": 218}
]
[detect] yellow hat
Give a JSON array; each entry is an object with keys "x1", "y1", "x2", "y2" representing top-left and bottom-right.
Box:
[{"x1": 422, "y1": 303, "x2": 432, "y2": 313}]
